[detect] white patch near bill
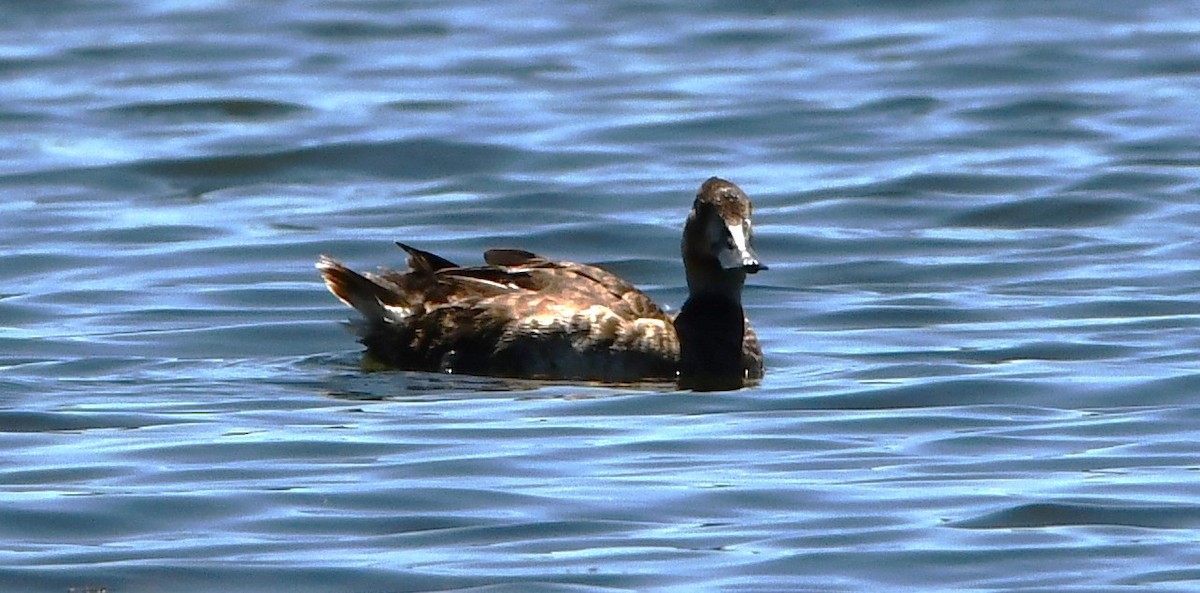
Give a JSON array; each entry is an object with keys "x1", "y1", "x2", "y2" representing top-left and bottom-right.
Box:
[{"x1": 728, "y1": 222, "x2": 751, "y2": 255}]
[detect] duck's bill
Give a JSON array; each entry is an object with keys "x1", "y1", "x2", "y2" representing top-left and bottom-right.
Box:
[
  {"x1": 723, "y1": 253, "x2": 765, "y2": 273},
  {"x1": 742, "y1": 260, "x2": 768, "y2": 274},
  {"x1": 719, "y1": 222, "x2": 767, "y2": 273}
]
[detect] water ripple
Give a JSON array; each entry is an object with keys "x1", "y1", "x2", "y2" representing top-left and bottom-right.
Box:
[{"x1": 3, "y1": 1, "x2": 1200, "y2": 592}]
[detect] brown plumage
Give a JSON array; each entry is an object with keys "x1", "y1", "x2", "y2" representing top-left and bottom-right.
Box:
[{"x1": 317, "y1": 177, "x2": 766, "y2": 390}]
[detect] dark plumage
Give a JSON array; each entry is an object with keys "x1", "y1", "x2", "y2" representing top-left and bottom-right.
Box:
[{"x1": 318, "y1": 177, "x2": 766, "y2": 390}]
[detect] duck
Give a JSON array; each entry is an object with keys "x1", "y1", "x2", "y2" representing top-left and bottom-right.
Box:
[{"x1": 317, "y1": 177, "x2": 767, "y2": 391}]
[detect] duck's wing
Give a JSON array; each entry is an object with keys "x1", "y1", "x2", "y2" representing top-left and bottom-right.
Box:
[
  {"x1": 482, "y1": 249, "x2": 670, "y2": 320},
  {"x1": 319, "y1": 247, "x2": 679, "y2": 380},
  {"x1": 319, "y1": 252, "x2": 526, "y2": 325},
  {"x1": 396, "y1": 241, "x2": 458, "y2": 272},
  {"x1": 319, "y1": 251, "x2": 527, "y2": 371},
  {"x1": 483, "y1": 248, "x2": 540, "y2": 267}
]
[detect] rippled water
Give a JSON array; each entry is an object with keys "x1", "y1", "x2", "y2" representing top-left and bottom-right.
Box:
[{"x1": 3, "y1": 1, "x2": 1200, "y2": 591}]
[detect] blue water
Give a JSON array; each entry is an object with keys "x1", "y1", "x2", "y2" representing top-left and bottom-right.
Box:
[{"x1": 3, "y1": 1, "x2": 1200, "y2": 591}]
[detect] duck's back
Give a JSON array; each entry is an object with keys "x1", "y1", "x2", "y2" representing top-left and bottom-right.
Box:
[{"x1": 318, "y1": 247, "x2": 680, "y2": 382}]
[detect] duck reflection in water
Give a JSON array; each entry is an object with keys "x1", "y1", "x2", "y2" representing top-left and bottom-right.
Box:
[{"x1": 318, "y1": 177, "x2": 766, "y2": 392}]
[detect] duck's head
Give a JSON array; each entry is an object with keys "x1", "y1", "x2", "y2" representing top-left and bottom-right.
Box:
[{"x1": 682, "y1": 177, "x2": 766, "y2": 300}]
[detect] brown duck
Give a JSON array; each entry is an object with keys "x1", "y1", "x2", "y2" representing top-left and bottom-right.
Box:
[{"x1": 318, "y1": 177, "x2": 767, "y2": 391}]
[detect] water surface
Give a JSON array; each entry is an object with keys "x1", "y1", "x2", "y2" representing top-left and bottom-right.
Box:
[{"x1": 3, "y1": 1, "x2": 1200, "y2": 592}]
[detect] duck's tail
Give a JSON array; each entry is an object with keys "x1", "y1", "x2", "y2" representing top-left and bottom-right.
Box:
[{"x1": 316, "y1": 255, "x2": 394, "y2": 324}]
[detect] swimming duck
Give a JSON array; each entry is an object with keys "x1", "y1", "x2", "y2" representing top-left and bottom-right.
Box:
[{"x1": 317, "y1": 177, "x2": 767, "y2": 391}]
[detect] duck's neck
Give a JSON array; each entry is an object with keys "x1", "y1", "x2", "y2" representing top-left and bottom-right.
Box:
[
  {"x1": 675, "y1": 283, "x2": 747, "y2": 392},
  {"x1": 683, "y1": 256, "x2": 746, "y2": 303}
]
